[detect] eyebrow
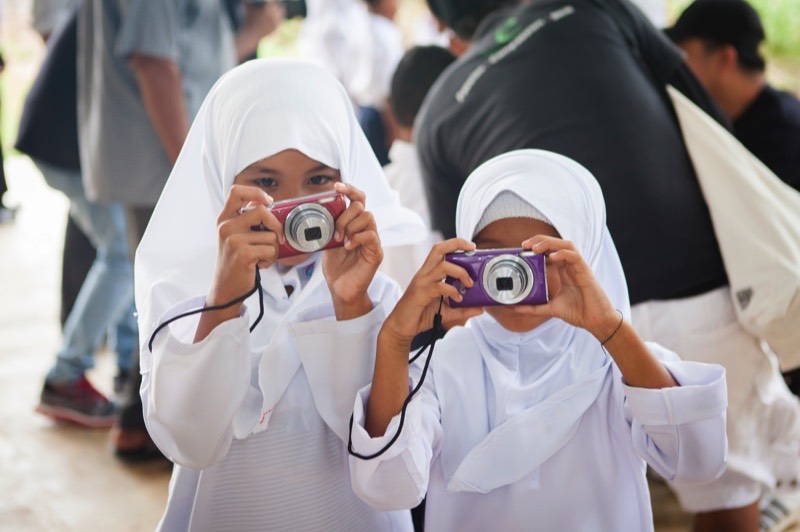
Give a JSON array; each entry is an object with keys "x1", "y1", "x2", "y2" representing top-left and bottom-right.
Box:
[
  {"x1": 305, "y1": 164, "x2": 338, "y2": 174},
  {"x1": 248, "y1": 163, "x2": 337, "y2": 175}
]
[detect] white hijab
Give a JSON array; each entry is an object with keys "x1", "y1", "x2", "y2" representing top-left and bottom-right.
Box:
[
  {"x1": 437, "y1": 149, "x2": 631, "y2": 493},
  {"x1": 135, "y1": 59, "x2": 424, "y2": 341}
]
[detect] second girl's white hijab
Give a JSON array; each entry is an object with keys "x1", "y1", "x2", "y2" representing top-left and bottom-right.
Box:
[{"x1": 438, "y1": 149, "x2": 631, "y2": 493}]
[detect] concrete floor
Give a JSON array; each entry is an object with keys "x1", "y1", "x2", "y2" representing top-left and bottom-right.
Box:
[{"x1": 0, "y1": 157, "x2": 171, "y2": 531}]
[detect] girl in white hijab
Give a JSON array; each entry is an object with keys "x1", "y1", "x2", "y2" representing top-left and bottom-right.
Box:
[
  {"x1": 135, "y1": 59, "x2": 423, "y2": 531},
  {"x1": 348, "y1": 149, "x2": 728, "y2": 531}
]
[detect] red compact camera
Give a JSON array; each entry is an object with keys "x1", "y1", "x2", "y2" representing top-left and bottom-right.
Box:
[{"x1": 269, "y1": 191, "x2": 347, "y2": 258}]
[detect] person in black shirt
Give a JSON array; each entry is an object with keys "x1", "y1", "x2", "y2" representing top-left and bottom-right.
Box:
[
  {"x1": 666, "y1": 0, "x2": 800, "y2": 193},
  {"x1": 416, "y1": 1, "x2": 800, "y2": 531}
]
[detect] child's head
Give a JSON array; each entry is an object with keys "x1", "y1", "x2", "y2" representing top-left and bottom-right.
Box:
[
  {"x1": 471, "y1": 192, "x2": 562, "y2": 332},
  {"x1": 456, "y1": 149, "x2": 629, "y2": 333},
  {"x1": 135, "y1": 60, "x2": 426, "y2": 331},
  {"x1": 199, "y1": 60, "x2": 369, "y2": 265},
  {"x1": 200, "y1": 60, "x2": 357, "y2": 203},
  {"x1": 390, "y1": 45, "x2": 456, "y2": 140}
]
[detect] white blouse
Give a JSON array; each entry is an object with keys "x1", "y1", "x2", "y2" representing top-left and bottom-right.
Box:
[
  {"x1": 349, "y1": 325, "x2": 728, "y2": 532},
  {"x1": 141, "y1": 273, "x2": 412, "y2": 532}
]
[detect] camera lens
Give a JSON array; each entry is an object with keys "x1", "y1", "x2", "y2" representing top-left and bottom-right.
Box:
[
  {"x1": 304, "y1": 226, "x2": 323, "y2": 241},
  {"x1": 285, "y1": 203, "x2": 335, "y2": 253},
  {"x1": 496, "y1": 277, "x2": 514, "y2": 291},
  {"x1": 483, "y1": 254, "x2": 534, "y2": 304}
]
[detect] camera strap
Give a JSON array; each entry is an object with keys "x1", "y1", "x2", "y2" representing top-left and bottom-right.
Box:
[
  {"x1": 147, "y1": 268, "x2": 265, "y2": 352},
  {"x1": 347, "y1": 297, "x2": 445, "y2": 460}
]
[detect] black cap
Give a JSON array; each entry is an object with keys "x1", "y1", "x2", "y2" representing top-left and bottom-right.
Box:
[
  {"x1": 665, "y1": 0, "x2": 765, "y2": 70},
  {"x1": 426, "y1": 0, "x2": 516, "y2": 40}
]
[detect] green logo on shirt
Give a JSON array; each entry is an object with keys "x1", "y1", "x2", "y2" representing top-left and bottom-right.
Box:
[{"x1": 494, "y1": 17, "x2": 521, "y2": 44}]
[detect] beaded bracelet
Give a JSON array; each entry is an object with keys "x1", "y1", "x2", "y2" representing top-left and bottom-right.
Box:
[{"x1": 601, "y1": 309, "x2": 624, "y2": 346}]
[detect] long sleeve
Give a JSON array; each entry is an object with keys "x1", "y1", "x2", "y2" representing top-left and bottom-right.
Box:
[
  {"x1": 622, "y1": 342, "x2": 728, "y2": 484},
  {"x1": 141, "y1": 296, "x2": 253, "y2": 470},
  {"x1": 348, "y1": 363, "x2": 443, "y2": 511}
]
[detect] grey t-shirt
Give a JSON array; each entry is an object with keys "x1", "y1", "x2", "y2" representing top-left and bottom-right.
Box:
[{"x1": 78, "y1": 0, "x2": 235, "y2": 206}]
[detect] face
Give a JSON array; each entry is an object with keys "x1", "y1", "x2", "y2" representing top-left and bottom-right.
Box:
[
  {"x1": 234, "y1": 149, "x2": 342, "y2": 265},
  {"x1": 677, "y1": 38, "x2": 732, "y2": 102},
  {"x1": 473, "y1": 217, "x2": 562, "y2": 333}
]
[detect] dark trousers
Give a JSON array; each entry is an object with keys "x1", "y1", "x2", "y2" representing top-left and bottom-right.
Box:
[
  {"x1": 117, "y1": 206, "x2": 154, "y2": 430},
  {"x1": 61, "y1": 215, "x2": 97, "y2": 325}
]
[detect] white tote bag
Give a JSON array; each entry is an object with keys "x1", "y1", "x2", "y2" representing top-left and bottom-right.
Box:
[{"x1": 667, "y1": 85, "x2": 800, "y2": 370}]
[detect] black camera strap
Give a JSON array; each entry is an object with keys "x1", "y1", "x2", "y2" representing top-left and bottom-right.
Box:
[
  {"x1": 147, "y1": 268, "x2": 265, "y2": 352},
  {"x1": 147, "y1": 268, "x2": 445, "y2": 462},
  {"x1": 347, "y1": 297, "x2": 445, "y2": 460}
]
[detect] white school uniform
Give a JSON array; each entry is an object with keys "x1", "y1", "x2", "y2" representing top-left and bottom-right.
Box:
[
  {"x1": 135, "y1": 60, "x2": 425, "y2": 531},
  {"x1": 348, "y1": 150, "x2": 729, "y2": 531}
]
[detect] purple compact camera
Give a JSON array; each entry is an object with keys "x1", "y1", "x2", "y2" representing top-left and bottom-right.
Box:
[{"x1": 444, "y1": 248, "x2": 549, "y2": 307}]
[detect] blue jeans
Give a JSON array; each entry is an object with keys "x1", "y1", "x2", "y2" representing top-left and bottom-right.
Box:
[{"x1": 36, "y1": 160, "x2": 137, "y2": 383}]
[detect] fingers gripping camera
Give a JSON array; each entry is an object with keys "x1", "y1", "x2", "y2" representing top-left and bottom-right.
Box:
[
  {"x1": 270, "y1": 191, "x2": 347, "y2": 258},
  {"x1": 445, "y1": 249, "x2": 549, "y2": 307}
]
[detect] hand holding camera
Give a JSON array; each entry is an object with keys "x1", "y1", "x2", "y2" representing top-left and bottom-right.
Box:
[
  {"x1": 207, "y1": 184, "x2": 283, "y2": 318},
  {"x1": 381, "y1": 239, "x2": 487, "y2": 349},
  {"x1": 321, "y1": 182, "x2": 384, "y2": 320},
  {"x1": 514, "y1": 235, "x2": 621, "y2": 342}
]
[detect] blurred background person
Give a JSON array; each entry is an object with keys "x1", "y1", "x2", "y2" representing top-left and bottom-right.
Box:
[
  {"x1": 77, "y1": 0, "x2": 284, "y2": 461},
  {"x1": 19, "y1": 5, "x2": 138, "y2": 430},
  {"x1": 666, "y1": 0, "x2": 800, "y2": 192},
  {"x1": 29, "y1": 0, "x2": 97, "y2": 329},
  {"x1": 379, "y1": 44, "x2": 455, "y2": 290},
  {"x1": 351, "y1": 0, "x2": 403, "y2": 166}
]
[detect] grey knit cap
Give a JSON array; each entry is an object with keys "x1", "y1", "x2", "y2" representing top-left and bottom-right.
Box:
[{"x1": 473, "y1": 191, "x2": 552, "y2": 237}]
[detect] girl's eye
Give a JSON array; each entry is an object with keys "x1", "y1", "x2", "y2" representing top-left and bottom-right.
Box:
[
  {"x1": 254, "y1": 177, "x2": 278, "y2": 188},
  {"x1": 309, "y1": 174, "x2": 335, "y2": 186}
]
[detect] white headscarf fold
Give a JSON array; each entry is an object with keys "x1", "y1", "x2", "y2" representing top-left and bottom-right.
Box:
[
  {"x1": 136, "y1": 58, "x2": 424, "y2": 339},
  {"x1": 438, "y1": 149, "x2": 631, "y2": 493}
]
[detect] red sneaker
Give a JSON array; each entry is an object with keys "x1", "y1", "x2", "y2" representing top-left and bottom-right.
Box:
[{"x1": 35, "y1": 375, "x2": 116, "y2": 429}]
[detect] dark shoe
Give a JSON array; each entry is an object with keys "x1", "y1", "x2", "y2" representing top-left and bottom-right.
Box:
[
  {"x1": 35, "y1": 375, "x2": 116, "y2": 429},
  {"x1": 113, "y1": 369, "x2": 130, "y2": 396},
  {"x1": 110, "y1": 426, "x2": 170, "y2": 465}
]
